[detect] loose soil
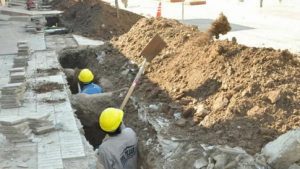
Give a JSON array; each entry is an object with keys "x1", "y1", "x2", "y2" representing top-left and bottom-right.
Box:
[
  {"x1": 44, "y1": 98, "x2": 66, "y2": 103},
  {"x1": 53, "y1": 0, "x2": 300, "y2": 155},
  {"x1": 52, "y1": 0, "x2": 142, "y2": 40},
  {"x1": 36, "y1": 68, "x2": 60, "y2": 76},
  {"x1": 111, "y1": 17, "x2": 300, "y2": 154},
  {"x1": 33, "y1": 82, "x2": 64, "y2": 93}
]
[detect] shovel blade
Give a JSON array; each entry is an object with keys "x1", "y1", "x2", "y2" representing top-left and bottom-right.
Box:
[{"x1": 141, "y1": 34, "x2": 167, "y2": 62}]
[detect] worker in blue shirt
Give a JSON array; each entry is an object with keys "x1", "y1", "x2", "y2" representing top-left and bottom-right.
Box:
[{"x1": 78, "y1": 68, "x2": 103, "y2": 94}]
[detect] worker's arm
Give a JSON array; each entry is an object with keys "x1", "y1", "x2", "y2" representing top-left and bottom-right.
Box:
[{"x1": 97, "y1": 147, "x2": 114, "y2": 169}]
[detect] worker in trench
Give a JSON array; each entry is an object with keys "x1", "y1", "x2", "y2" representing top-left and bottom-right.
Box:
[
  {"x1": 78, "y1": 68, "x2": 103, "y2": 94},
  {"x1": 96, "y1": 108, "x2": 138, "y2": 169}
]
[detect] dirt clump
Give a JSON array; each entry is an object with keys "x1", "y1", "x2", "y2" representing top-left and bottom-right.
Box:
[
  {"x1": 52, "y1": 0, "x2": 142, "y2": 40},
  {"x1": 33, "y1": 82, "x2": 64, "y2": 93},
  {"x1": 208, "y1": 13, "x2": 231, "y2": 39},
  {"x1": 111, "y1": 17, "x2": 300, "y2": 154}
]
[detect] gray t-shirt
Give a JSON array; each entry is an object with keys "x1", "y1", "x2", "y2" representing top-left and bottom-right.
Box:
[{"x1": 97, "y1": 127, "x2": 138, "y2": 169}]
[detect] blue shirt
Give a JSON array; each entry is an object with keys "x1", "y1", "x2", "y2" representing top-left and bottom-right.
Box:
[{"x1": 81, "y1": 83, "x2": 103, "y2": 94}]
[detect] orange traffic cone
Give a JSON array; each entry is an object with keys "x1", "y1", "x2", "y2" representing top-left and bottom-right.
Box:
[{"x1": 156, "y1": 2, "x2": 162, "y2": 18}]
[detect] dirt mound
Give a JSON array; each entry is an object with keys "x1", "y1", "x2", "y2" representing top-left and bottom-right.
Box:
[
  {"x1": 52, "y1": 0, "x2": 142, "y2": 40},
  {"x1": 51, "y1": 0, "x2": 77, "y2": 10},
  {"x1": 112, "y1": 17, "x2": 300, "y2": 154}
]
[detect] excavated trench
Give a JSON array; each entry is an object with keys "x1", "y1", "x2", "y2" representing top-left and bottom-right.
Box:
[
  {"x1": 58, "y1": 48, "x2": 105, "y2": 148},
  {"x1": 58, "y1": 46, "x2": 163, "y2": 168},
  {"x1": 45, "y1": 16, "x2": 60, "y2": 27}
]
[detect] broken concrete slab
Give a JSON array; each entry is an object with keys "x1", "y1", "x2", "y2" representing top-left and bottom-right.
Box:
[
  {"x1": 213, "y1": 153, "x2": 228, "y2": 169},
  {"x1": 289, "y1": 164, "x2": 300, "y2": 169},
  {"x1": 72, "y1": 34, "x2": 105, "y2": 46},
  {"x1": 193, "y1": 157, "x2": 208, "y2": 168},
  {"x1": 174, "y1": 118, "x2": 187, "y2": 127},
  {"x1": 262, "y1": 129, "x2": 300, "y2": 169}
]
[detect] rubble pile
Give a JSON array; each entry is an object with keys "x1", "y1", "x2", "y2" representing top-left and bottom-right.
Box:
[
  {"x1": 196, "y1": 145, "x2": 271, "y2": 169},
  {"x1": 112, "y1": 17, "x2": 300, "y2": 154}
]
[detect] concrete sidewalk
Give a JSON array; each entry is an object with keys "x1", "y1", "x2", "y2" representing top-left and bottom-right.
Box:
[{"x1": 0, "y1": 13, "x2": 97, "y2": 169}]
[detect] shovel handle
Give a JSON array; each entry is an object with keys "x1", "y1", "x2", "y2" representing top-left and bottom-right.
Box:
[
  {"x1": 77, "y1": 82, "x2": 81, "y2": 93},
  {"x1": 120, "y1": 59, "x2": 147, "y2": 110}
]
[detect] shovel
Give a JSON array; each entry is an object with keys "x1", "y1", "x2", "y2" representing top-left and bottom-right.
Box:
[{"x1": 120, "y1": 34, "x2": 167, "y2": 110}]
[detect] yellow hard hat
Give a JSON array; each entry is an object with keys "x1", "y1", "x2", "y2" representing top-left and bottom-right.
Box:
[
  {"x1": 78, "y1": 69, "x2": 94, "y2": 83},
  {"x1": 99, "y1": 108, "x2": 124, "y2": 132}
]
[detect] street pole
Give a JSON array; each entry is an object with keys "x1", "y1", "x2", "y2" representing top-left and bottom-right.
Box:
[
  {"x1": 115, "y1": 0, "x2": 120, "y2": 18},
  {"x1": 182, "y1": 0, "x2": 185, "y2": 20}
]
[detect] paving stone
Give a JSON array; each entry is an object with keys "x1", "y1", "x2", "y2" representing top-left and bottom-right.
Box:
[
  {"x1": 0, "y1": 116, "x2": 25, "y2": 125},
  {"x1": 48, "y1": 75, "x2": 66, "y2": 84},
  {"x1": 54, "y1": 102, "x2": 85, "y2": 159},
  {"x1": 10, "y1": 71, "x2": 26, "y2": 83},
  {"x1": 1, "y1": 82, "x2": 24, "y2": 89},
  {"x1": 0, "y1": 121, "x2": 34, "y2": 143},
  {"x1": 59, "y1": 131, "x2": 85, "y2": 159},
  {"x1": 9, "y1": 67, "x2": 25, "y2": 74},
  {"x1": 38, "y1": 133, "x2": 63, "y2": 169},
  {"x1": 33, "y1": 125, "x2": 55, "y2": 135},
  {"x1": 0, "y1": 82, "x2": 26, "y2": 109}
]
